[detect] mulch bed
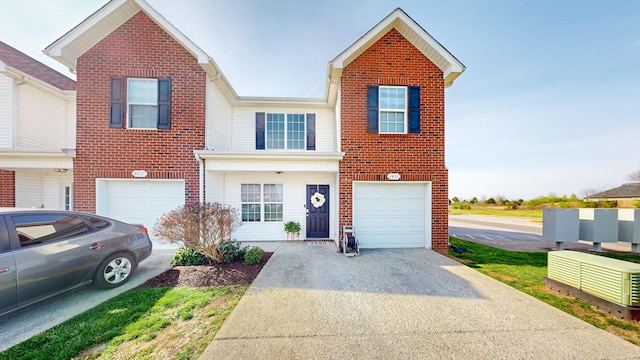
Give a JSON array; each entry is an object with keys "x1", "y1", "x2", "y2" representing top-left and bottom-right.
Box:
[{"x1": 143, "y1": 252, "x2": 273, "y2": 288}]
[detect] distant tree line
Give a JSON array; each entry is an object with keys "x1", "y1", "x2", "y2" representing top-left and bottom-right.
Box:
[{"x1": 449, "y1": 194, "x2": 617, "y2": 210}]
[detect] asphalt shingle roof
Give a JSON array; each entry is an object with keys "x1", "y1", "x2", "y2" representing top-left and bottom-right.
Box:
[
  {"x1": 0, "y1": 41, "x2": 75, "y2": 91},
  {"x1": 588, "y1": 183, "x2": 640, "y2": 198}
]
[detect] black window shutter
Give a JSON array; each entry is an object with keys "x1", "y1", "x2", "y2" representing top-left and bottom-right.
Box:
[
  {"x1": 366, "y1": 85, "x2": 379, "y2": 133},
  {"x1": 255, "y1": 112, "x2": 265, "y2": 150},
  {"x1": 157, "y1": 78, "x2": 171, "y2": 129},
  {"x1": 306, "y1": 113, "x2": 316, "y2": 151},
  {"x1": 408, "y1": 86, "x2": 421, "y2": 134},
  {"x1": 109, "y1": 76, "x2": 124, "y2": 128}
]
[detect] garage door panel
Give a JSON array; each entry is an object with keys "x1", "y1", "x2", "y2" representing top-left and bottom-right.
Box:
[
  {"x1": 97, "y1": 180, "x2": 185, "y2": 231},
  {"x1": 353, "y1": 182, "x2": 430, "y2": 249}
]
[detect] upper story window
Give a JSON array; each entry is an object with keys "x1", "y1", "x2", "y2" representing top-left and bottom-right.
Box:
[
  {"x1": 379, "y1": 86, "x2": 407, "y2": 134},
  {"x1": 367, "y1": 85, "x2": 421, "y2": 134},
  {"x1": 128, "y1": 78, "x2": 158, "y2": 129},
  {"x1": 109, "y1": 77, "x2": 172, "y2": 130},
  {"x1": 256, "y1": 112, "x2": 316, "y2": 151}
]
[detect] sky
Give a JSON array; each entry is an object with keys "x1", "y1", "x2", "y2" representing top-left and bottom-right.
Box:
[{"x1": 1, "y1": 0, "x2": 639, "y2": 201}]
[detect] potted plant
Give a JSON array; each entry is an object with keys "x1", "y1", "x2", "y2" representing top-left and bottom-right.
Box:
[{"x1": 284, "y1": 221, "x2": 301, "y2": 243}]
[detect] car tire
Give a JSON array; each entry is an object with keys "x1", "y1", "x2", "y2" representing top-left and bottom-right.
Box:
[{"x1": 94, "y1": 253, "x2": 137, "y2": 289}]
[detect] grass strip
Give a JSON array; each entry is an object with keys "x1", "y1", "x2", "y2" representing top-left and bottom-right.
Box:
[
  {"x1": 448, "y1": 238, "x2": 640, "y2": 346},
  {"x1": 0, "y1": 285, "x2": 246, "y2": 360}
]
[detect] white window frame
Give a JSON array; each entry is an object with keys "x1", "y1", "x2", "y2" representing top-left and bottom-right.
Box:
[
  {"x1": 127, "y1": 78, "x2": 158, "y2": 129},
  {"x1": 379, "y1": 85, "x2": 407, "y2": 134},
  {"x1": 266, "y1": 113, "x2": 306, "y2": 150},
  {"x1": 241, "y1": 184, "x2": 284, "y2": 222}
]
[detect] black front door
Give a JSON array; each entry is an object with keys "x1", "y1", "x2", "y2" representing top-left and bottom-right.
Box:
[{"x1": 306, "y1": 185, "x2": 329, "y2": 238}]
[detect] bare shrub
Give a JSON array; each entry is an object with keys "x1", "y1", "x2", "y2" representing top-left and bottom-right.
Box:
[{"x1": 153, "y1": 202, "x2": 242, "y2": 263}]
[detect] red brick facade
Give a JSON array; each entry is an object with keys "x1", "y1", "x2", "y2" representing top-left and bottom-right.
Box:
[
  {"x1": 339, "y1": 29, "x2": 449, "y2": 252},
  {"x1": 74, "y1": 12, "x2": 206, "y2": 213},
  {"x1": 0, "y1": 170, "x2": 15, "y2": 207}
]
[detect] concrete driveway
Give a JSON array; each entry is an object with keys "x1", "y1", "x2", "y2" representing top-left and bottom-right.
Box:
[{"x1": 201, "y1": 243, "x2": 640, "y2": 359}]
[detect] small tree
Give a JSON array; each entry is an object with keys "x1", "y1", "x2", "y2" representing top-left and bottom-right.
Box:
[{"x1": 153, "y1": 202, "x2": 242, "y2": 263}]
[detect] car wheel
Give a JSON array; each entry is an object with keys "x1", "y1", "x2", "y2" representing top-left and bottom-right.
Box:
[{"x1": 94, "y1": 253, "x2": 136, "y2": 289}]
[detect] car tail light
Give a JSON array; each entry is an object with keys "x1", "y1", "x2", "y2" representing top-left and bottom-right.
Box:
[{"x1": 140, "y1": 226, "x2": 148, "y2": 233}]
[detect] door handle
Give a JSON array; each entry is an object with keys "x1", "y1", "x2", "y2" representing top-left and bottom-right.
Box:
[
  {"x1": 0, "y1": 268, "x2": 10, "y2": 274},
  {"x1": 89, "y1": 243, "x2": 105, "y2": 250}
]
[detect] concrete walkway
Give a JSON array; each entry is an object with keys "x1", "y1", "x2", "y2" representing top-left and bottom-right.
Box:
[{"x1": 200, "y1": 243, "x2": 640, "y2": 359}]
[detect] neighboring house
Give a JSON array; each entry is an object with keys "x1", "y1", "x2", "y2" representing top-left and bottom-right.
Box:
[
  {"x1": 0, "y1": 41, "x2": 76, "y2": 210},
  {"x1": 44, "y1": 0, "x2": 464, "y2": 250},
  {"x1": 586, "y1": 183, "x2": 640, "y2": 208}
]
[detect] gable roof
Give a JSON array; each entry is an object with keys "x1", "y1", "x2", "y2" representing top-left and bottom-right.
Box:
[
  {"x1": 587, "y1": 183, "x2": 640, "y2": 199},
  {"x1": 44, "y1": 1, "x2": 463, "y2": 105},
  {"x1": 329, "y1": 8, "x2": 465, "y2": 88},
  {"x1": 0, "y1": 41, "x2": 75, "y2": 91},
  {"x1": 44, "y1": 0, "x2": 240, "y2": 99}
]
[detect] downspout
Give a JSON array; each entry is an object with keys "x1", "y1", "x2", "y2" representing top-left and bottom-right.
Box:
[
  {"x1": 12, "y1": 76, "x2": 28, "y2": 148},
  {"x1": 195, "y1": 152, "x2": 204, "y2": 204}
]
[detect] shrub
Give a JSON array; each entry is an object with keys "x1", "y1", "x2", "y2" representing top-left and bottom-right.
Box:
[
  {"x1": 171, "y1": 246, "x2": 212, "y2": 266},
  {"x1": 219, "y1": 239, "x2": 249, "y2": 263},
  {"x1": 153, "y1": 202, "x2": 242, "y2": 264},
  {"x1": 452, "y1": 203, "x2": 471, "y2": 210},
  {"x1": 244, "y1": 247, "x2": 265, "y2": 265}
]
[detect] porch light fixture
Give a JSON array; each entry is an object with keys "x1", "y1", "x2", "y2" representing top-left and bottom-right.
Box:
[{"x1": 53, "y1": 168, "x2": 68, "y2": 173}]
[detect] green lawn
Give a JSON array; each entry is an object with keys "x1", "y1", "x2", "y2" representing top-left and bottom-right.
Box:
[
  {"x1": 0, "y1": 285, "x2": 246, "y2": 360},
  {"x1": 449, "y1": 208, "x2": 543, "y2": 218},
  {"x1": 448, "y1": 238, "x2": 640, "y2": 346}
]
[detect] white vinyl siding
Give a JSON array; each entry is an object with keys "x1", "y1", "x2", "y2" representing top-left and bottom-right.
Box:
[
  {"x1": 207, "y1": 82, "x2": 232, "y2": 151},
  {"x1": 15, "y1": 172, "x2": 42, "y2": 208},
  {"x1": 0, "y1": 74, "x2": 13, "y2": 148},
  {"x1": 14, "y1": 171, "x2": 74, "y2": 209},
  {"x1": 16, "y1": 83, "x2": 67, "y2": 149},
  {"x1": 207, "y1": 171, "x2": 337, "y2": 242},
  {"x1": 231, "y1": 107, "x2": 335, "y2": 152}
]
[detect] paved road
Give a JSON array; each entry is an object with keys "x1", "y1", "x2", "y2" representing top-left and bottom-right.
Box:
[
  {"x1": 449, "y1": 215, "x2": 631, "y2": 252},
  {"x1": 0, "y1": 244, "x2": 177, "y2": 352}
]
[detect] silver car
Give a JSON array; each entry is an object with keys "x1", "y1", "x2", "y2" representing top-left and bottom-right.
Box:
[{"x1": 0, "y1": 209, "x2": 152, "y2": 316}]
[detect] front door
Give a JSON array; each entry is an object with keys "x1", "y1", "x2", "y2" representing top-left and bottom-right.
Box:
[{"x1": 306, "y1": 185, "x2": 329, "y2": 238}]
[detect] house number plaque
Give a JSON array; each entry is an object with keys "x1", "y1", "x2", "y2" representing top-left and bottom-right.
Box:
[{"x1": 132, "y1": 170, "x2": 148, "y2": 178}]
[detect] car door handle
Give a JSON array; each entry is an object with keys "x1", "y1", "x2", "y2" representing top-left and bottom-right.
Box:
[
  {"x1": 0, "y1": 268, "x2": 10, "y2": 274},
  {"x1": 89, "y1": 243, "x2": 105, "y2": 250}
]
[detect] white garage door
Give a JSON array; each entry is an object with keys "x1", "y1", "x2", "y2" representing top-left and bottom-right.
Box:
[
  {"x1": 96, "y1": 179, "x2": 185, "y2": 229},
  {"x1": 353, "y1": 182, "x2": 430, "y2": 248}
]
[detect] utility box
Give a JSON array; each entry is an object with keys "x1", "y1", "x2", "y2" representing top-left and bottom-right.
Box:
[
  {"x1": 619, "y1": 209, "x2": 640, "y2": 243},
  {"x1": 579, "y1": 208, "x2": 618, "y2": 243},
  {"x1": 543, "y1": 209, "x2": 579, "y2": 242}
]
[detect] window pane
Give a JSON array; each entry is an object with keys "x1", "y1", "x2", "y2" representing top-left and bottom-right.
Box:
[
  {"x1": 287, "y1": 114, "x2": 305, "y2": 149},
  {"x1": 264, "y1": 204, "x2": 283, "y2": 222},
  {"x1": 379, "y1": 86, "x2": 406, "y2": 110},
  {"x1": 128, "y1": 79, "x2": 157, "y2": 104},
  {"x1": 263, "y1": 184, "x2": 283, "y2": 202},
  {"x1": 380, "y1": 112, "x2": 405, "y2": 133},
  {"x1": 241, "y1": 184, "x2": 261, "y2": 202},
  {"x1": 266, "y1": 113, "x2": 285, "y2": 149},
  {"x1": 130, "y1": 104, "x2": 158, "y2": 128},
  {"x1": 12, "y1": 214, "x2": 89, "y2": 247},
  {"x1": 242, "y1": 204, "x2": 261, "y2": 222}
]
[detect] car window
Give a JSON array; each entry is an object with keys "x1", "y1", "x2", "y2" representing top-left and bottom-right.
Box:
[
  {"x1": 82, "y1": 216, "x2": 111, "y2": 230},
  {"x1": 11, "y1": 214, "x2": 90, "y2": 247}
]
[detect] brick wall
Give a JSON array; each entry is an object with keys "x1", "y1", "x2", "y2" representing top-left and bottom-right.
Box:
[
  {"x1": 339, "y1": 29, "x2": 449, "y2": 252},
  {"x1": 74, "y1": 11, "x2": 206, "y2": 213},
  {"x1": 0, "y1": 170, "x2": 15, "y2": 207}
]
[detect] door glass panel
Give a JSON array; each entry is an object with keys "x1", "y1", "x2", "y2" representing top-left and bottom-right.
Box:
[{"x1": 11, "y1": 214, "x2": 89, "y2": 247}]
